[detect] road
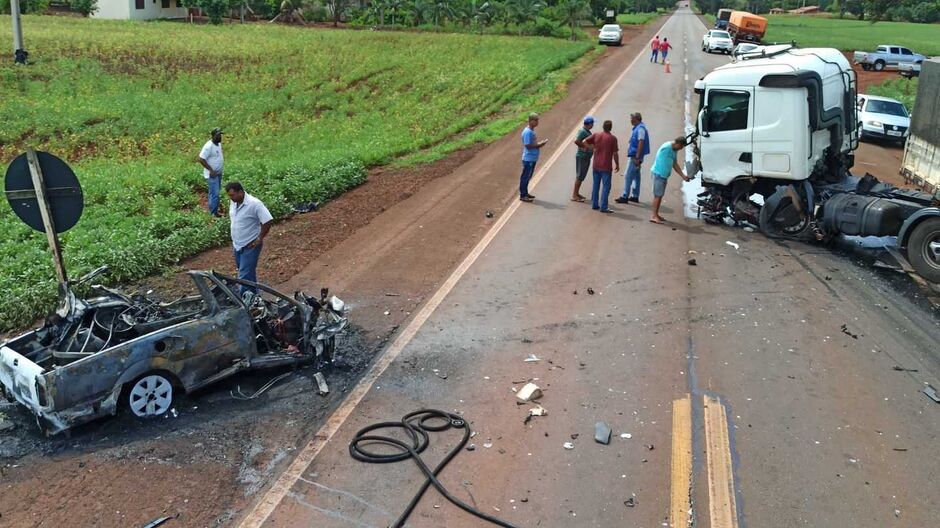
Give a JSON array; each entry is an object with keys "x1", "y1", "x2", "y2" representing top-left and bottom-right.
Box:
[{"x1": 235, "y1": 8, "x2": 940, "y2": 528}]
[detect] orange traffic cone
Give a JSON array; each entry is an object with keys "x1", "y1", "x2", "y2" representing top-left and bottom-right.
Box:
[{"x1": 664, "y1": 60, "x2": 671, "y2": 74}]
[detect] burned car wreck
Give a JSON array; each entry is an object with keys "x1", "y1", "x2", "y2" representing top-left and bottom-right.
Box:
[{"x1": 0, "y1": 267, "x2": 348, "y2": 435}]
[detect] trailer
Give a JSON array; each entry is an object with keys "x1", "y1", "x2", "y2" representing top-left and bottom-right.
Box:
[
  {"x1": 900, "y1": 58, "x2": 940, "y2": 194},
  {"x1": 727, "y1": 11, "x2": 767, "y2": 43}
]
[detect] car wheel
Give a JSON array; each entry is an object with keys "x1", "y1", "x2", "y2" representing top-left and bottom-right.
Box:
[
  {"x1": 874, "y1": 60, "x2": 885, "y2": 71},
  {"x1": 127, "y1": 373, "x2": 174, "y2": 418},
  {"x1": 861, "y1": 64, "x2": 871, "y2": 71},
  {"x1": 906, "y1": 217, "x2": 940, "y2": 284}
]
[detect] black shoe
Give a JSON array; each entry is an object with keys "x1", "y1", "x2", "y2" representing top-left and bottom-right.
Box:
[
  {"x1": 614, "y1": 197, "x2": 629, "y2": 204},
  {"x1": 629, "y1": 197, "x2": 639, "y2": 203},
  {"x1": 592, "y1": 206, "x2": 600, "y2": 210},
  {"x1": 599, "y1": 209, "x2": 614, "y2": 214},
  {"x1": 520, "y1": 196, "x2": 534, "y2": 202}
]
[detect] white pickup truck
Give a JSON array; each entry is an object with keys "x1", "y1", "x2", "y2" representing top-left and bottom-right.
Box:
[{"x1": 853, "y1": 44, "x2": 925, "y2": 71}]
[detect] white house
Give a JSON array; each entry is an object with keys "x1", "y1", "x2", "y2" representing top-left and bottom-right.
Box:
[{"x1": 93, "y1": 0, "x2": 187, "y2": 20}]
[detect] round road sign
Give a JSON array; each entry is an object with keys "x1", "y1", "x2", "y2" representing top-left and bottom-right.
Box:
[{"x1": 4, "y1": 151, "x2": 84, "y2": 234}]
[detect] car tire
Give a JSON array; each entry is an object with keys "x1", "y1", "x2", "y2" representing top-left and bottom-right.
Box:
[
  {"x1": 126, "y1": 372, "x2": 175, "y2": 419},
  {"x1": 874, "y1": 60, "x2": 885, "y2": 71},
  {"x1": 906, "y1": 217, "x2": 940, "y2": 284},
  {"x1": 861, "y1": 64, "x2": 871, "y2": 71}
]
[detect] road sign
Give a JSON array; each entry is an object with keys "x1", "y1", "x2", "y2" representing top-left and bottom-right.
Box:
[{"x1": 4, "y1": 150, "x2": 83, "y2": 283}]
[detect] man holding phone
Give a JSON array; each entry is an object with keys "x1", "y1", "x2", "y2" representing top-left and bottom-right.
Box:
[
  {"x1": 198, "y1": 127, "x2": 225, "y2": 217},
  {"x1": 519, "y1": 113, "x2": 548, "y2": 203}
]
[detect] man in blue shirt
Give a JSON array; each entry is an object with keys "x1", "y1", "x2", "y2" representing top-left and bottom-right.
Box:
[
  {"x1": 519, "y1": 113, "x2": 548, "y2": 203},
  {"x1": 616, "y1": 112, "x2": 650, "y2": 204},
  {"x1": 649, "y1": 136, "x2": 690, "y2": 224}
]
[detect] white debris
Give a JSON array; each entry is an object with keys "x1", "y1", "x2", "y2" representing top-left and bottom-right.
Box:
[
  {"x1": 529, "y1": 406, "x2": 548, "y2": 417},
  {"x1": 524, "y1": 354, "x2": 541, "y2": 362},
  {"x1": 563, "y1": 442, "x2": 575, "y2": 450},
  {"x1": 516, "y1": 383, "x2": 543, "y2": 402},
  {"x1": 725, "y1": 241, "x2": 740, "y2": 250},
  {"x1": 314, "y1": 372, "x2": 330, "y2": 395},
  {"x1": 620, "y1": 433, "x2": 632, "y2": 439}
]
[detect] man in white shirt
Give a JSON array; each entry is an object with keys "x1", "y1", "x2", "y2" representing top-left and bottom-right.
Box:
[
  {"x1": 198, "y1": 128, "x2": 224, "y2": 217},
  {"x1": 226, "y1": 181, "x2": 273, "y2": 293}
]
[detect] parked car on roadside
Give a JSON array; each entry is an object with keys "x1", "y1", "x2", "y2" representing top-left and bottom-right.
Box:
[
  {"x1": 0, "y1": 267, "x2": 349, "y2": 435},
  {"x1": 898, "y1": 61, "x2": 921, "y2": 78},
  {"x1": 702, "y1": 29, "x2": 734, "y2": 54},
  {"x1": 857, "y1": 94, "x2": 911, "y2": 145},
  {"x1": 853, "y1": 45, "x2": 925, "y2": 71},
  {"x1": 598, "y1": 24, "x2": 623, "y2": 46}
]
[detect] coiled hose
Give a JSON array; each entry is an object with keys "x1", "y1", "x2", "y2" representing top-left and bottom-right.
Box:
[{"x1": 348, "y1": 409, "x2": 519, "y2": 528}]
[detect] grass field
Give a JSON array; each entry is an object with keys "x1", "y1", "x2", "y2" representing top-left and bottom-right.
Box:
[
  {"x1": 616, "y1": 11, "x2": 664, "y2": 25},
  {"x1": 0, "y1": 16, "x2": 593, "y2": 331},
  {"x1": 762, "y1": 15, "x2": 940, "y2": 55}
]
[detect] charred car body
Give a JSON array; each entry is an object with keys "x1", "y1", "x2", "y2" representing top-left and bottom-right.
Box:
[{"x1": 0, "y1": 267, "x2": 348, "y2": 435}]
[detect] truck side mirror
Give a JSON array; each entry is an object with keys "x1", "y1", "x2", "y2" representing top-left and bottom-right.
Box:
[{"x1": 698, "y1": 106, "x2": 709, "y2": 137}]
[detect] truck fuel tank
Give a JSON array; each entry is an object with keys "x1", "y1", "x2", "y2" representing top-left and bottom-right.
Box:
[{"x1": 821, "y1": 193, "x2": 904, "y2": 237}]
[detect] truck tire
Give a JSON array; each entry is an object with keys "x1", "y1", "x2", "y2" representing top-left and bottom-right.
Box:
[
  {"x1": 906, "y1": 217, "x2": 940, "y2": 284},
  {"x1": 874, "y1": 60, "x2": 885, "y2": 71}
]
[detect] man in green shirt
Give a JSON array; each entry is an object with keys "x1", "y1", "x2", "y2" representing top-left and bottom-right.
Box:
[{"x1": 571, "y1": 116, "x2": 595, "y2": 202}]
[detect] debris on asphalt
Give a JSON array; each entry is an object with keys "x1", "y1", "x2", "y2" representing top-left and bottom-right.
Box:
[
  {"x1": 516, "y1": 383, "x2": 543, "y2": 402},
  {"x1": 725, "y1": 241, "x2": 740, "y2": 250},
  {"x1": 483, "y1": 441, "x2": 493, "y2": 449},
  {"x1": 923, "y1": 385, "x2": 940, "y2": 404},
  {"x1": 141, "y1": 516, "x2": 173, "y2": 528},
  {"x1": 623, "y1": 497, "x2": 636, "y2": 508},
  {"x1": 521, "y1": 338, "x2": 534, "y2": 344},
  {"x1": 571, "y1": 433, "x2": 580, "y2": 440},
  {"x1": 466, "y1": 444, "x2": 476, "y2": 451},
  {"x1": 646, "y1": 444, "x2": 655, "y2": 451},
  {"x1": 314, "y1": 372, "x2": 330, "y2": 395},
  {"x1": 384, "y1": 292, "x2": 401, "y2": 297},
  {"x1": 620, "y1": 433, "x2": 632, "y2": 439},
  {"x1": 525, "y1": 405, "x2": 547, "y2": 424},
  {"x1": 0, "y1": 417, "x2": 16, "y2": 434},
  {"x1": 485, "y1": 210, "x2": 494, "y2": 218},
  {"x1": 563, "y1": 442, "x2": 575, "y2": 450},
  {"x1": 595, "y1": 422, "x2": 611, "y2": 445},
  {"x1": 892, "y1": 448, "x2": 908, "y2": 452},
  {"x1": 743, "y1": 226, "x2": 755, "y2": 232},
  {"x1": 840, "y1": 324, "x2": 859, "y2": 339},
  {"x1": 688, "y1": 258, "x2": 697, "y2": 266},
  {"x1": 891, "y1": 366, "x2": 919, "y2": 372},
  {"x1": 384, "y1": 310, "x2": 391, "y2": 315},
  {"x1": 524, "y1": 354, "x2": 541, "y2": 362},
  {"x1": 587, "y1": 287, "x2": 595, "y2": 295}
]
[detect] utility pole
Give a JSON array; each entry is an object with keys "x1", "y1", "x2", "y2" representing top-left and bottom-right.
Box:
[{"x1": 10, "y1": 0, "x2": 27, "y2": 64}]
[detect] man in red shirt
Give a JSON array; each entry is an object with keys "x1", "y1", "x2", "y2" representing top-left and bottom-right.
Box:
[
  {"x1": 584, "y1": 120, "x2": 620, "y2": 213},
  {"x1": 650, "y1": 35, "x2": 661, "y2": 63}
]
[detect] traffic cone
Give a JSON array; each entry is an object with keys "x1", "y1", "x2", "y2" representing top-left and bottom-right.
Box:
[{"x1": 664, "y1": 60, "x2": 671, "y2": 74}]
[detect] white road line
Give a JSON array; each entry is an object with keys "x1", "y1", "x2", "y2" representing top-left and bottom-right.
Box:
[{"x1": 238, "y1": 15, "x2": 675, "y2": 528}]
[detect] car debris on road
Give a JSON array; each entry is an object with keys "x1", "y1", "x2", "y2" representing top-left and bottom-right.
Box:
[{"x1": 0, "y1": 267, "x2": 349, "y2": 435}]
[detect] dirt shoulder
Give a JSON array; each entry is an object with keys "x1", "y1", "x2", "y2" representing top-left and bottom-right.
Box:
[{"x1": 0, "y1": 20, "x2": 667, "y2": 528}]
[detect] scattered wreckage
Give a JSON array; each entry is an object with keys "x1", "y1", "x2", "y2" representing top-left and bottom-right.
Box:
[{"x1": 0, "y1": 267, "x2": 348, "y2": 435}]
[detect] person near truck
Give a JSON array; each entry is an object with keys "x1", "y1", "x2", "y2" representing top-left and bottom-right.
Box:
[
  {"x1": 226, "y1": 181, "x2": 273, "y2": 293},
  {"x1": 519, "y1": 112, "x2": 548, "y2": 203},
  {"x1": 572, "y1": 116, "x2": 595, "y2": 202},
  {"x1": 659, "y1": 38, "x2": 673, "y2": 64},
  {"x1": 198, "y1": 127, "x2": 224, "y2": 217},
  {"x1": 616, "y1": 112, "x2": 649, "y2": 204},
  {"x1": 584, "y1": 120, "x2": 620, "y2": 214},
  {"x1": 649, "y1": 137, "x2": 690, "y2": 225},
  {"x1": 650, "y1": 35, "x2": 661, "y2": 63}
]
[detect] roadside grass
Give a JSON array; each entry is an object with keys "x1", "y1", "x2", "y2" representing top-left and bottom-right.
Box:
[
  {"x1": 616, "y1": 11, "x2": 664, "y2": 25},
  {"x1": 763, "y1": 15, "x2": 940, "y2": 55},
  {"x1": 0, "y1": 16, "x2": 592, "y2": 331},
  {"x1": 867, "y1": 77, "x2": 919, "y2": 111}
]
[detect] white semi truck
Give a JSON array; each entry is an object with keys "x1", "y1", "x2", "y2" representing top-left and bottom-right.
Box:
[{"x1": 691, "y1": 45, "x2": 940, "y2": 283}]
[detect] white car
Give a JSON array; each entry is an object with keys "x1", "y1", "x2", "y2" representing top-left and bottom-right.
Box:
[
  {"x1": 857, "y1": 94, "x2": 911, "y2": 145},
  {"x1": 702, "y1": 30, "x2": 734, "y2": 54},
  {"x1": 598, "y1": 24, "x2": 622, "y2": 46}
]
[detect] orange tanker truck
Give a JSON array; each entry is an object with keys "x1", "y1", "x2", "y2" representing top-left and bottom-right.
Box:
[{"x1": 727, "y1": 11, "x2": 767, "y2": 43}]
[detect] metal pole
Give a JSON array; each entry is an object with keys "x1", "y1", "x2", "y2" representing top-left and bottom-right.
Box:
[
  {"x1": 10, "y1": 0, "x2": 25, "y2": 57},
  {"x1": 25, "y1": 149, "x2": 69, "y2": 285}
]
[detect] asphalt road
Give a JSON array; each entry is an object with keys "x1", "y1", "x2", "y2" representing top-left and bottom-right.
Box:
[{"x1": 239, "y1": 8, "x2": 940, "y2": 528}]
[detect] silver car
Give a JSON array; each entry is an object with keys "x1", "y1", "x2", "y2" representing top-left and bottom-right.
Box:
[
  {"x1": 598, "y1": 24, "x2": 623, "y2": 46},
  {"x1": 857, "y1": 94, "x2": 911, "y2": 145}
]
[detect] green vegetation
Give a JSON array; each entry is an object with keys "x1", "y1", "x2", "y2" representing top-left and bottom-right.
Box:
[
  {"x1": 616, "y1": 10, "x2": 664, "y2": 24},
  {"x1": 868, "y1": 77, "x2": 919, "y2": 111},
  {"x1": 0, "y1": 16, "x2": 593, "y2": 331},
  {"x1": 763, "y1": 15, "x2": 940, "y2": 55},
  {"x1": 694, "y1": 0, "x2": 939, "y2": 24}
]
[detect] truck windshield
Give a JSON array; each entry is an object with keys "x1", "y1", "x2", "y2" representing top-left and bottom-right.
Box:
[{"x1": 866, "y1": 100, "x2": 908, "y2": 117}]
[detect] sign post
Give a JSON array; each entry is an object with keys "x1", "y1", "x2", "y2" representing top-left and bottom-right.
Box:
[
  {"x1": 10, "y1": 0, "x2": 26, "y2": 63},
  {"x1": 25, "y1": 149, "x2": 68, "y2": 284}
]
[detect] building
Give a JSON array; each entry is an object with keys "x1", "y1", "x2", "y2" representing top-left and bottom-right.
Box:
[
  {"x1": 788, "y1": 6, "x2": 820, "y2": 15},
  {"x1": 769, "y1": 8, "x2": 785, "y2": 14},
  {"x1": 94, "y1": 0, "x2": 187, "y2": 20}
]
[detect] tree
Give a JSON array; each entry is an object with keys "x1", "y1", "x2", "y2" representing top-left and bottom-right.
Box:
[
  {"x1": 427, "y1": 0, "x2": 456, "y2": 26},
  {"x1": 325, "y1": 0, "x2": 351, "y2": 26},
  {"x1": 70, "y1": 0, "x2": 98, "y2": 16},
  {"x1": 556, "y1": 0, "x2": 590, "y2": 40},
  {"x1": 182, "y1": 0, "x2": 235, "y2": 24},
  {"x1": 506, "y1": 0, "x2": 544, "y2": 31}
]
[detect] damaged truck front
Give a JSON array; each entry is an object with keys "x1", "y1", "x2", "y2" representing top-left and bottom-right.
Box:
[{"x1": 0, "y1": 268, "x2": 348, "y2": 435}]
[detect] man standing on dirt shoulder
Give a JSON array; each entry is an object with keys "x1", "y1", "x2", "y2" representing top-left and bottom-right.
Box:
[
  {"x1": 198, "y1": 128, "x2": 224, "y2": 217},
  {"x1": 227, "y1": 182, "x2": 273, "y2": 294},
  {"x1": 519, "y1": 113, "x2": 548, "y2": 203}
]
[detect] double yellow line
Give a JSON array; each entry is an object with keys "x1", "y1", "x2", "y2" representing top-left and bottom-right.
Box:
[{"x1": 670, "y1": 394, "x2": 740, "y2": 528}]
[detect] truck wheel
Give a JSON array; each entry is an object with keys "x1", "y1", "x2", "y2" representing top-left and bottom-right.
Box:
[
  {"x1": 906, "y1": 217, "x2": 940, "y2": 284},
  {"x1": 874, "y1": 60, "x2": 885, "y2": 71},
  {"x1": 126, "y1": 373, "x2": 175, "y2": 418}
]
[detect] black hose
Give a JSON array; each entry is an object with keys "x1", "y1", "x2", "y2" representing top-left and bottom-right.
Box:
[{"x1": 349, "y1": 409, "x2": 519, "y2": 528}]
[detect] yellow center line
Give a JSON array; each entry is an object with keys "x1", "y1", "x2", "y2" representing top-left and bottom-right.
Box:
[
  {"x1": 704, "y1": 394, "x2": 740, "y2": 528},
  {"x1": 670, "y1": 395, "x2": 693, "y2": 528}
]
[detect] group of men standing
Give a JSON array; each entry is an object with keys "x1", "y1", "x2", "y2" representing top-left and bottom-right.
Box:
[{"x1": 518, "y1": 113, "x2": 689, "y2": 224}]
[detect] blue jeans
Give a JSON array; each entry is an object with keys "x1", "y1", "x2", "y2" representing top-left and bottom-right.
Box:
[
  {"x1": 519, "y1": 160, "x2": 537, "y2": 198},
  {"x1": 661, "y1": 51, "x2": 668, "y2": 63},
  {"x1": 591, "y1": 170, "x2": 612, "y2": 211},
  {"x1": 233, "y1": 242, "x2": 263, "y2": 294},
  {"x1": 650, "y1": 49, "x2": 659, "y2": 62},
  {"x1": 207, "y1": 175, "x2": 221, "y2": 216},
  {"x1": 623, "y1": 161, "x2": 642, "y2": 199}
]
